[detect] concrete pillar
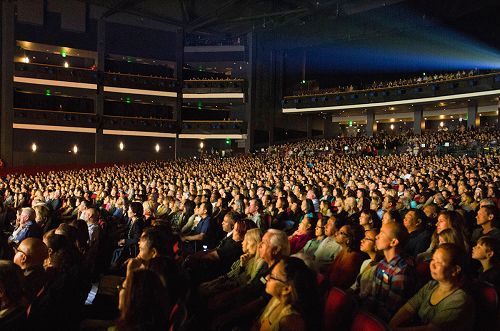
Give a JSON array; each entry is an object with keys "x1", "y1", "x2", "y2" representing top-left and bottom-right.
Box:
[
  {"x1": 413, "y1": 107, "x2": 424, "y2": 135},
  {"x1": 301, "y1": 49, "x2": 306, "y2": 81},
  {"x1": 94, "y1": 18, "x2": 105, "y2": 163},
  {"x1": 332, "y1": 122, "x2": 342, "y2": 137},
  {"x1": 174, "y1": 29, "x2": 184, "y2": 159},
  {"x1": 467, "y1": 100, "x2": 479, "y2": 129},
  {"x1": 323, "y1": 116, "x2": 334, "y2": 138},
  {"x1": 497, "y1": 98, "x2": 500, "y2": 130},
  {"x1": 306, "y1": 115, "x2": 312, "y2": 138},
  {"x1": 366, "y1": 109, "x2": 376, "y2": 137},
  {"x1": 0, "y1": 0, "x2": 14, "y2": 166},
  {"x1": 245, "y1": 31, "x2": 256, "y2": 153}
]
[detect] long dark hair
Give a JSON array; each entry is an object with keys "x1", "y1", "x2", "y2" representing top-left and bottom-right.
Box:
[
  {"x1": 117, "y1": 269, "x2": 170, "y2": 331},
  {"x1": 282, "y1": 256, "x2": 322, "y2": 331}
]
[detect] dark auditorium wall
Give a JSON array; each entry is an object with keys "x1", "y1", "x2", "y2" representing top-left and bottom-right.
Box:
[
  {"x1": 13, "y1": 130, "x2": 94, "y2": 166},
  {"x1": 12, "y1": 130, "x2": 176, "y2": 166}
]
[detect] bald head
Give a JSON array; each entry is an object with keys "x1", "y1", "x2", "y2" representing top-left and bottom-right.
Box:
[{"x1": 14, "y1": 238, "x2": 48, "y2": 269}]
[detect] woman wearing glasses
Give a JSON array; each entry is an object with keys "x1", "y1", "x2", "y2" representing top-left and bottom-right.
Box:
[
  {"x1": 350, "y1": 228, "x2": 382, "y2": 299},
  {"x1": 325, "y1": 224, "x2": 365, "y2": 289},
  {"x1": 253, "y1": 256, "x2": 320, "y2": 331}
]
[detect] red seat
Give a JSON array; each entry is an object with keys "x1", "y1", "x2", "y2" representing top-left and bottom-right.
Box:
[
  {"x1": 472, "y1": 281, "x2": 499, "y2": 331},
  {"x1": 324, "y1": 287, "x2": 355, "y2": 331},
  {"x1": 169, "y1": 302, "x2": 187, "y2": 331},
  {"x1": 415, "y1": 261, "x2": 431, "y2": 285},
  {"x1": 351, "y1": 311, "x2": 389, "y2": 331}
]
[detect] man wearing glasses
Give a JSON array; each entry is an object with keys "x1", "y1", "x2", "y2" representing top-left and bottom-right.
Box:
[{"x1": 13, "y1": 238, "x2": 48, "y2": 301}]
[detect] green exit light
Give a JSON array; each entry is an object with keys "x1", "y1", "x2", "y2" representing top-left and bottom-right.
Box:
[
  {"x1": 197, "y1": 101, "x2": 203, "y2": 110},
  {"x1": 61, "y1": 51, "x2": 67, "y2": 58},
  {"x1": 125, "y1": 96, "x2": 132, "y2": 104},
  {"x1": 45, "y1": 89, "x2": 51, "y2": 96},
  {"x1": 348, "y1": 120, "x2": 353, "y2": 127},
  {"x1": 226, "y1": 138, "x2": 231, "y2": 145}
]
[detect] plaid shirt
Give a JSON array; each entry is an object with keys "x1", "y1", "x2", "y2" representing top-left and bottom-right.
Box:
[{"x1": 369, "y1": 254, "x2": 416, "y2": 321}]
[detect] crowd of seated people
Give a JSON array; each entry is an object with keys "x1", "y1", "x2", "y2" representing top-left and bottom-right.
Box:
[
  {"x1": 294, "y1": 69, "x2": 493, "y2": 96},
  {"x1": 0, "y1": 127, "x2": 499, "y2": 330},
  {"x1": 267, "y1": 126, "x2": 500, "y2": 157}
]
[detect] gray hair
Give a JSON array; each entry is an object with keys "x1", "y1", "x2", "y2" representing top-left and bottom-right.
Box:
[
  {"x1": 267, "y1": 229, "x2": 291, "y2": 257},
  {"x1": 21, "y1": 207, "x2": 36, "y2": 221}
]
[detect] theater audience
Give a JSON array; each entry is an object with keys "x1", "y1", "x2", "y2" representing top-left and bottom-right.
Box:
[
  {"x1": 288, "y1": 216, "x2": 315, "y2": 254},
  {"x1": 0, "y1": 128, "x2": 497, "y2": 329},
  {"x1": 9, "y1": 207, "x2": 42, "y2": 245},
  {"x1": 389, "y1": 243, "x2": 474, "y2": 331},
  {"x1": 302, "y1": 217, "x2": 326, "y2": 256},
  {"x1": 115, "y1": 269, "x2": 170, "y2": 331},
  {"x1": 326, "y1": 224, "x2": 365, "y2": 289},
  {"x1": 199, "y1": 227, "x2": 263, "y2": 297},
  {"x1": 403, "y1": 209, "x2": 433, "y2": 256},
  {"x1": 13, "y1": 238, "x2": 48, "y2": 301},
  {"x1": 350, "y1": 228, "x2": 382, "y2": 299},
  {"x1": 252, "y1": 256, "x2": 321, "y2": 331},
  {"x1": 363, "y1": 221, "x2": 416, "y2": 321},
  {"x1": 0, "y1": 260, "x2": 27, "y2": 330},
  {"x1": 472, "y1": 236, "x2": 500, "y2": 290},
  {"x1": 111, "y1": 202, "x2": 145, "y2": 268},
  {"x1": 209, "y1": 229, "x2": 290, "y2": 330},
  {"x1": 471, "y1": 206, "x2": 500, "y2": 244},
  {"x1": 314, "y1": 216, "x2": 342, "y2": 271}
]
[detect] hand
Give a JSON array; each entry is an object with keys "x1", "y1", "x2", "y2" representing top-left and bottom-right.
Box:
[
  {"x1": 126, "y1": 257, "x2": 145, "y2": 276},
  {"x1": 240, "y1": 253, "x2": 252, "y2": 266}
]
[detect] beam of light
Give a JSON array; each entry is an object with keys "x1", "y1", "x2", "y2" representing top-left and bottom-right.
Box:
[{"x1": 305, "y1": 6, "x2": 500, "y2": 73}]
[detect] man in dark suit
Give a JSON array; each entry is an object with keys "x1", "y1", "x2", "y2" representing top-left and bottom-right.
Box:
[
  {"x1": 183, "y1": 211, "x2": 243, "y2": 283},
  {"x1": 13, "y1": 237, "x2": 48, "y2": 301}
]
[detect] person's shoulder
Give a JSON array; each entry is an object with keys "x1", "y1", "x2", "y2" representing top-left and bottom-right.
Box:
[{"x1": 279, "y1": 313, "x2": 306, "y2": 331}]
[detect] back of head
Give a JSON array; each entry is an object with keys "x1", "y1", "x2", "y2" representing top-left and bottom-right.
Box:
[
  {"x1": 130, "y1": 201, "x2": 144, "y2": 218},
  {"x1": 119, "y1": 269, "x2": 169, "y2": 330},
  {"x1": 20, "y1": 237, "x2": 48, "y2": 267},
  {"x1": 142, "y1": 227, "x2": 172, "y2": 257},
  {"x1": 282, "y1": 256, "x2": 321, "y2": 331},
  {"x1": 0, "y1": 261, "x2": 24, "y2": 307}
]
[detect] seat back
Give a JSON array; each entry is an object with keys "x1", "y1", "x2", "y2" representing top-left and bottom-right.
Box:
[
  {"x1": 350, "y1": 311, "x2": 389, "y2": 331},
  {"x1": 415, "y1": 261, "x2": 431, "y2": 286},
  {"x1": 472, "y1": 281, "x2": 499, "y2": 331},
  {"x1": 324, "y1": 287, "x2": 355, "y2": 331}
]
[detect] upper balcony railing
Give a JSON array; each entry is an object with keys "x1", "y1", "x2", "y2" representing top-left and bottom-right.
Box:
[
  {"x1": 283, "y1": 71, "x2": 500, "y2": 112},
  {"x1": 14, "y1": 62, "x2": 97, "y2": 84},
  {"x1": 104, "y1": 72, "x2": 178, "y2": 91},
  {"x1": 183, "y1": 78, "x2": 245, "y2": 92}
]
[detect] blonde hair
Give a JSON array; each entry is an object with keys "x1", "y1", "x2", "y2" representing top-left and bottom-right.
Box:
[{"x1": 244, "y1": 228, "x2": 262, "y2": 256}]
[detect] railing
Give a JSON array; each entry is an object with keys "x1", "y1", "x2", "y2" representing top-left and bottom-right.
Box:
[
  {"x1": 102, "y1": 116, "x2": 178, "y2": 131},
  {"x1": 183, "y1": 79, "x2": 245, "y2": 91},
  {"x1": 14, "y1": 62, "x2": 97, "y2": 84},
  {"x1": 14, "y1": 108, "x2": 97, "y2": 126},
  {"x1": 104, "y1": 72, "x2": 178, "y2": 91},
  {"x1": 181, "y1": 120, "x2": 245, "y2": 133},
  {"x1": 283, "y1": 72, "x2": 500, "y2": 110}
]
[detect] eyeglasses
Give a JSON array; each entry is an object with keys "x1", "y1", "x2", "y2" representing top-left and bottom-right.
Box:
[
  {"x1": 13, "y1": 246, "x2": 27, "y2": 256},
  {"x1": 267, "y1": 273, "x2": 288, "y2": 284}
]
